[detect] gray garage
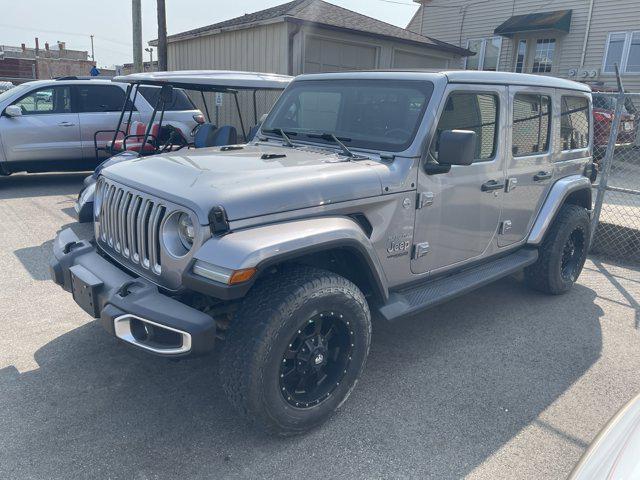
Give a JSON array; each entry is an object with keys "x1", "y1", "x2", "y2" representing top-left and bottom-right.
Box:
[{"x1": 152, "y1": 0, "x2": 471, "y2": 76}]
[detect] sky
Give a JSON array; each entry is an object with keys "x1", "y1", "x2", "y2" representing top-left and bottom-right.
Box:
[{"x1": 0, "y1": 0, "x2": 420, "y2": 68}]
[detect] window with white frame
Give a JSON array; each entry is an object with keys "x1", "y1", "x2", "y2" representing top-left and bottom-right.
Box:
[
  {"x1": 532, "y1": 38, "x2": 556, "y2": 73},
  {"x1": 603, "y1": 32, "x2": 640, "y2": 74},
  {"x1": 465, "y1": 37, "x2": 502, "y2": 71}
]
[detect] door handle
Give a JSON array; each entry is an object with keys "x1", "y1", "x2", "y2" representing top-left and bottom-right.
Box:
[
  {"x1": 57, "y1": 122, "x2": 76, "y2": 127},
  {"x1": 481, "y1": 179, "x2": 505, "y2": 192},
  {"x1": 533, "y1": 171, "x2": 552, "y2": 182}
]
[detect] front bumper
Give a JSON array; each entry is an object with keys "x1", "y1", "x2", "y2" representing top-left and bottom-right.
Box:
[{"x1": 50, "y1": 228, "x2": 216, "y2": 357}]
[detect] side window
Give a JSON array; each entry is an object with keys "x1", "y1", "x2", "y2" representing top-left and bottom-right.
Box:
[
  {"x1": 512, "y1": 93, "x2": 551, "y2": 156},
  {"x1": 77, "y1": 85, "x2": 127, "y2": 113},
  {"x1": 12, "y1": 86, "x2": 72, "y2": 115},
  {"x1": 561, "y1": 96, "x2": 590, "y2": 150},
  {"x1": 430, "y1": 92, "x2": 499, "y2": 161}
]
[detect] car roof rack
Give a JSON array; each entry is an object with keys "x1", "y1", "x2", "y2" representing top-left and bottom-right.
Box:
[{"x1": 54, "y1": 76, "x2": 112, "y2": 81}]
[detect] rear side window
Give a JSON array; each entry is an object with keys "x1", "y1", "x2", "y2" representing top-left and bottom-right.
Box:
[
  {"x1": 431, "y1": 92, "x2": 499, "y2": 161},
  {"x1": 512, "y1": 93, "x2": 551, "y2": 156},
  {"x1": 138, "y1": 86, "x2": 195, "y2": 111},
  {"x1": 77, "y1": 85, "x2": 127, "y2": 112},
  {"x1": 561, "y1": 96, "x2": 590, "y2": 150}
]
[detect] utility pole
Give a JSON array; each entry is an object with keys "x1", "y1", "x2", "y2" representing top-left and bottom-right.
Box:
[
  {"x1": 132, "y1": 0, "x2": 143, "y2": 73},
  {"x1": 90, "y1": 34, "x2": 95, "y2": 61},
  {"x1": 156, "y1": 0, "x2": 168, "y2": 71},
  {"x1": 145, "y1": 47, "x2": 154, "y2": 71}
]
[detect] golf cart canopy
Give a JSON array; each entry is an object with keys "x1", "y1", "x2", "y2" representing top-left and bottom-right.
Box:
[{"x1": 112, "y1": 70, "x2": 293, "y2": 92}]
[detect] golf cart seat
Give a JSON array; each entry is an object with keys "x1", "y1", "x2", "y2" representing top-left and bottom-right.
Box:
[
  {"x1": 194, "y1": 124, "x2": 238, "y2": 148},
  {"x1": 214, "y1": 125, "x2": 238, "y2": 146},
  {"x1": 117, "y1": 121, "x2": 160, "y2": 152},
  {"x1": 105, "y1": 121, "x2": 160, "y2": 153},
  {"x1": 194, "y1": 123, "x2": 217, "y2": 148}
]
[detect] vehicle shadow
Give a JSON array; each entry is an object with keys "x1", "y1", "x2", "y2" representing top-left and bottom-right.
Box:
[
  {"x1": 0, "y1": 172, "x2": 87, "y2": 200},
  {"x1": 13, "y1": 221, "x2": 92, "y2": 281},
  {"x1": 0, "y1": 278, "x2": 603, "y2": 479}
]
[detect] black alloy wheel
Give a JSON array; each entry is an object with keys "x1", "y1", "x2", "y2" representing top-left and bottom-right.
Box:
[
  {"x1": 560, "y1": 227, "x2": 586, "y2": 283},
  {"x1": 279, "y1": 311, "x2": 354, "y2": 409}
]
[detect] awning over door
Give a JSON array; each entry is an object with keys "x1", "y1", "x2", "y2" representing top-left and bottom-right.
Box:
[{"x1": 494, "y1": 9, "x2": 572, "y2": 38}]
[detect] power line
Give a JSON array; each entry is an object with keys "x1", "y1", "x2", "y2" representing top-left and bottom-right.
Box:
[{"x1": 0, "y1": 23, "x2": 132, "y2": 48}]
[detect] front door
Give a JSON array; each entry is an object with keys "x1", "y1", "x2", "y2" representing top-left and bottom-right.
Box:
[
  {"x1": 412, "y1": 85, "x2": 507, "y2": 275},
  {"x1": 0, "y1": 85, "x2": 81, "y2": 163},
  {"x1": 498, "y1": 86, "x2": 554, "y2": 247}
]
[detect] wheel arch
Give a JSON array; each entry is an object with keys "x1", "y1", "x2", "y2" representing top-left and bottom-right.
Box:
[
  {"x1": 191, "y1": 216, "x2": 389, "y2": 303},
  {"x1": 527, "y1": 175, "x2": 592, "y2": 246},
  {"x1": 256, "y1": 241, "x2": 388, "y2": 305}
]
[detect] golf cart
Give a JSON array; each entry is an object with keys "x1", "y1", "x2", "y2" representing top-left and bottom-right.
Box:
[{"x1": 75, "y1": 70, "x2": 293, "y2": 222}]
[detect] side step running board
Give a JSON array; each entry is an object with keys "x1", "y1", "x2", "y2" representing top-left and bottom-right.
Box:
[{"x1": 378, "y1": 249, "x2": 538, "y2": 322}]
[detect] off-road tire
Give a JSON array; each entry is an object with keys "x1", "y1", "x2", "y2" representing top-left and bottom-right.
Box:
[
  {"x1": 525, "y1": 204, "x2": 590, "y2": 295},
  {"x1": 219, "y1": 265, "x2": 371, "y2": 436}
]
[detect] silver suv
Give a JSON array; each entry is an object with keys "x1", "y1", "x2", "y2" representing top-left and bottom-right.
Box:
[
  {"x1": 51, "y1": 71, "x2": 594, "y2": 435},
  {"x1": 0, "y1": 77, "x2": 202, "y2": 175}
]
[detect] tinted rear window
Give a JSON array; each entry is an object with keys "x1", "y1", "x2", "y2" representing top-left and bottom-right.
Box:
[
  {"x1": 138, "y1": 86, "x2": 195, "y2": 111},
  {"x1": 77, "y1": 85, "x2": 127, "y2": 112},
  {"x1": 561, "y1": 96, "x2": 590, "y2": 150}
]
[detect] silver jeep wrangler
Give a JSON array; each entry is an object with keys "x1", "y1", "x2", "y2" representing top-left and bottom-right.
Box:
[{"x1": 51, "y1": 71, "x2": 594, "y2": 435}]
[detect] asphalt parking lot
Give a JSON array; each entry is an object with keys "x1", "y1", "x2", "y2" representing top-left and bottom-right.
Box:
[{"x1": 2, "y1": 173, "x2": 640, "y2": 480}]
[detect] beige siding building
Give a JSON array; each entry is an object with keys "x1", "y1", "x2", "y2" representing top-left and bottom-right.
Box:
[
  {"x1": 408, "y1": 0, "x2": 640, "y2": 91},
  {"x1": 154, "y1": 0, "x2": 471, "y2": 75},
  {"x1": 149, "y1": 0, "x2": 471, "y2": 136}
]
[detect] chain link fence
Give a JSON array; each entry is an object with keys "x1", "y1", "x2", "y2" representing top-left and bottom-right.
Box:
[{"x1": 590, "y1": 92, "x2": 640, "y2": 263}]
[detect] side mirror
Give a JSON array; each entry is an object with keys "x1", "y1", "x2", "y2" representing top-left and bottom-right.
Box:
[
  {"x1": 4, "y1": 105, "x2": 22, "y2": 117},
  {"x1": 438, "y1": 129, "x2": 477, "y2": 166}
]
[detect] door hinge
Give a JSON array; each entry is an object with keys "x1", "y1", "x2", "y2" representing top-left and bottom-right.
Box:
[
  {"x1": 416, "y1": 192, "x2": 434, "y2": 209},
  {"x1": 413, "y1": 242, "x2": 430, "y2": 259},
  {"x1": 500, "y1": 220, "x2": 513, "y2": 235},
  {"x1": 506, "y1": 177, "x2": 518, "y2": 192}
]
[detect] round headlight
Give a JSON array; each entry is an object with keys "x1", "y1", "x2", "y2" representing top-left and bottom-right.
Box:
[{"x1": 177, "y1": 213, "x2": 195, "y2": 249}]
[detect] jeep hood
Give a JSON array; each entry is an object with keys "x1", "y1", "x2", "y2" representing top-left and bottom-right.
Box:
[{"x1": 102, "y1": 144, "x2": 383, "y2": 223}]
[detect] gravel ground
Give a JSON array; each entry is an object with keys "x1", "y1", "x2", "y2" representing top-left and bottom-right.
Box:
[{"x1": 1, "y1": 172, "x2": 640, "y2": 480}]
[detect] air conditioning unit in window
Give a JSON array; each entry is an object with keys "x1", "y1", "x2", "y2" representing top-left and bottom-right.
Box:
[{"x1": 568, "y1": 68, "x2": 599, "y2": 79}]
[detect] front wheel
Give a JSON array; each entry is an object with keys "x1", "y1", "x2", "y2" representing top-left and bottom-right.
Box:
[
  {"x1": 525, "y1": 204, "x2": 590, "y2": 295},
  {"x1": 219, "y1": 265, "x2": 371, "y2": 436}
]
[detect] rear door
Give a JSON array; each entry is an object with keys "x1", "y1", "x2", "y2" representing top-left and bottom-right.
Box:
[
  {"x1": 498, "y1": 86, "x2": 554, "y2": 247},
  {"x1": 412, "y1": 84, "x2": 507, "y2": 275},
  {"x1": 0, "y1": 85, "x2": 81, "y2": 163},
  {"x1": 75, "y1": 84, "x2": 132, "y2": 161}
]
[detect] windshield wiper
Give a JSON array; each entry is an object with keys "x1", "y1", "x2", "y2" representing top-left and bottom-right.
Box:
[
  {"x1": 307, "y1": 132, "x2": 357, "y2": 158},
  {"x1": 262, "y1": 128, "x2": 296, "y2": 147}
]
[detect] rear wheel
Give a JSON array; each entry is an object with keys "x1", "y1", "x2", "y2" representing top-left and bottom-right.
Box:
[
  {"x1": 219, "y1": 265, "x2": 371, "y2": 436},
  {"x1": 525, "y1": 204, "x2": 590, "y2": 294}
]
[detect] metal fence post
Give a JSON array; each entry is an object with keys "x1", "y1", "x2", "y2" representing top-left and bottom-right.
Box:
[{"x1": 590, "y1": 92, "x2": 626, "y2": 247}]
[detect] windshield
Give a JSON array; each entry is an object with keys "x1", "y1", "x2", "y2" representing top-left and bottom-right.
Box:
[
  {"x1": 262, "y1": 79, "x2": 434, "y2": 152},
  {"x1": 138, "y1": 86, "x2": 196, "y2": 111}
]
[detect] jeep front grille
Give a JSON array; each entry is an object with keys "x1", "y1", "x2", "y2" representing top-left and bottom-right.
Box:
[{"x1": 95, "y1": 178, "x2": 166, "y2": 275}]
